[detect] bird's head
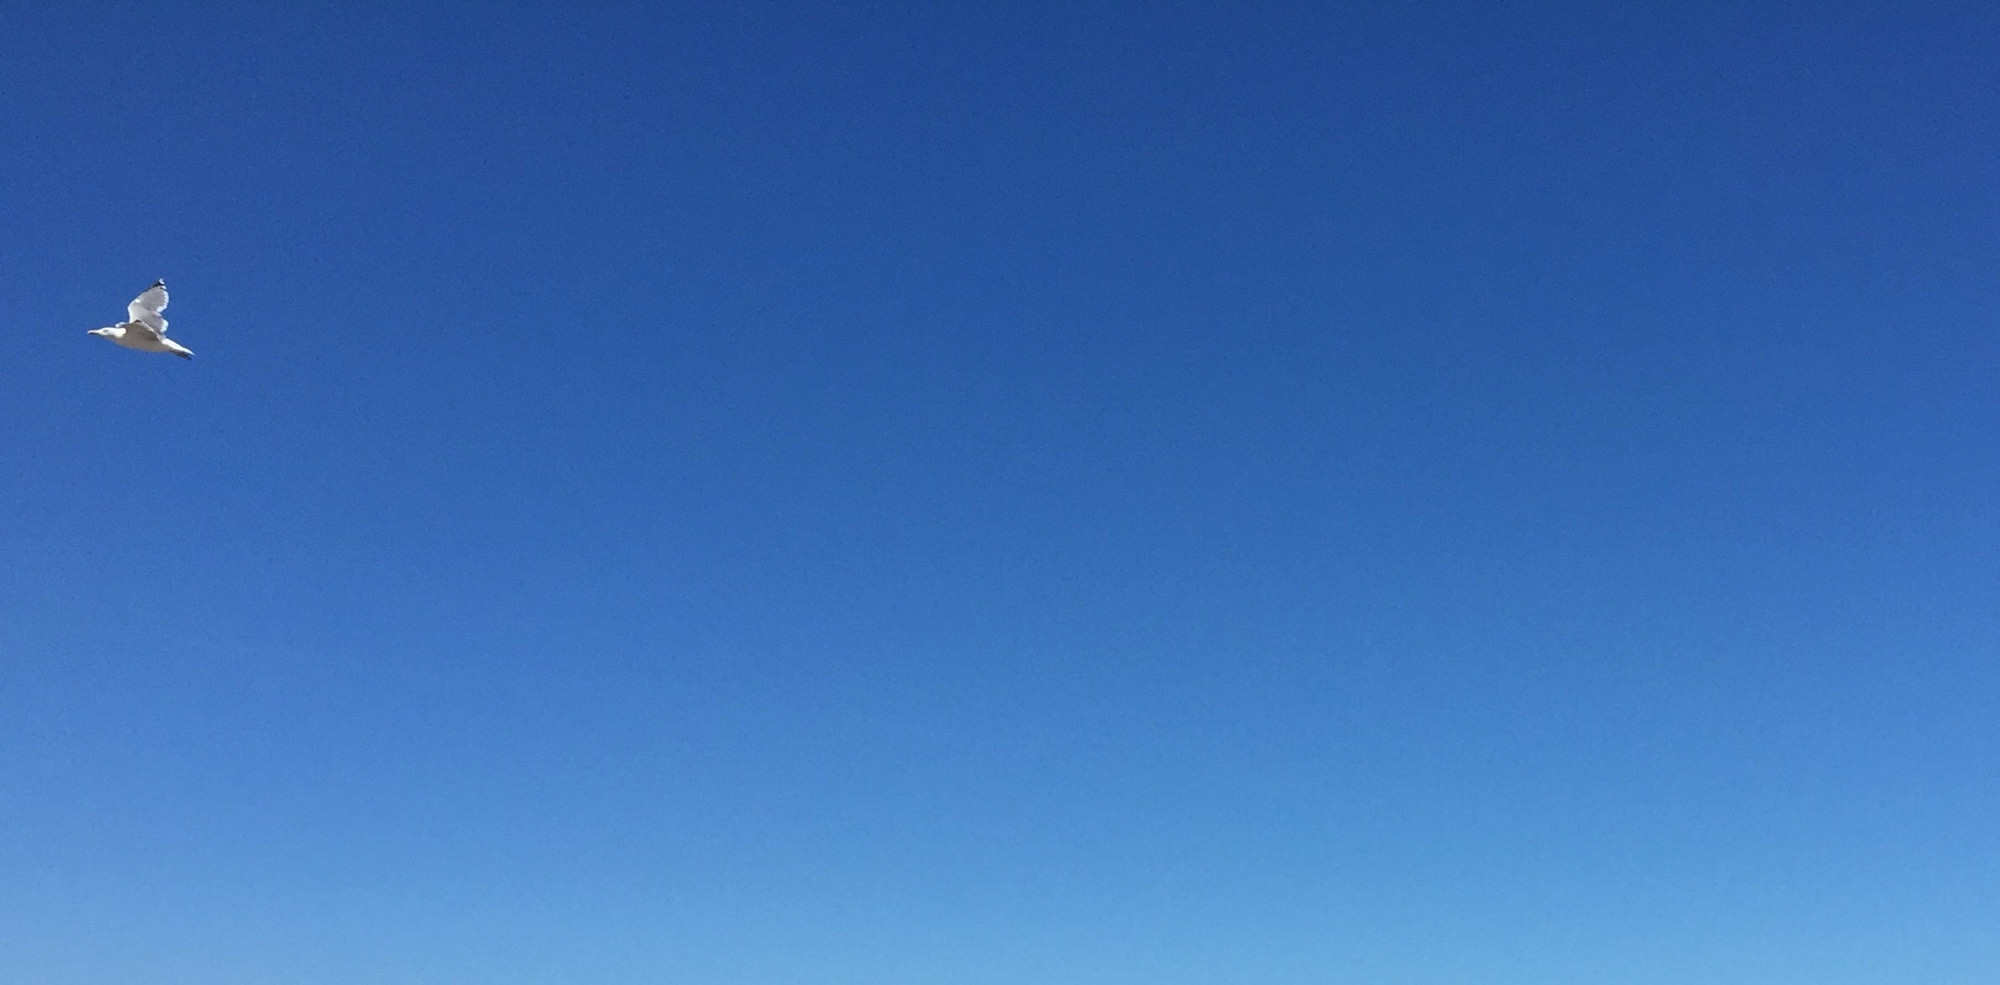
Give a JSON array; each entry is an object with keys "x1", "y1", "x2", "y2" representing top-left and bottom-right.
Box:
[{"x1": 88, "y1": 327, "x2": 120, "y2": 339}]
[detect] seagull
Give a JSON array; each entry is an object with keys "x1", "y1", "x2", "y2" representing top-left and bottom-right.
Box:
[{"x1": 89, "y1": 280, "x2": 192, "y2": 359}]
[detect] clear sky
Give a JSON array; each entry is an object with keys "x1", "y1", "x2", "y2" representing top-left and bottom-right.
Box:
[{"x1": 4, "y1": 2, "x2": 1998, "y2": 982}]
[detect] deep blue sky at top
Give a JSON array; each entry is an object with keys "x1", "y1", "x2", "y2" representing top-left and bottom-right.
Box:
[{"x1": 3, "y1": 2, "x2": 1998, "y2": 982}]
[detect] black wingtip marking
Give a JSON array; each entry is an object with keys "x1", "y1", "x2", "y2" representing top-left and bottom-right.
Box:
[{"x1": 152, "y1": 279, "x2": 166, "y2": 287}]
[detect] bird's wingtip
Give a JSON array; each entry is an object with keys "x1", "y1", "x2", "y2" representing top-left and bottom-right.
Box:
[{"x1": 151, "y1": 279, "x2": 166, "y2": 287}]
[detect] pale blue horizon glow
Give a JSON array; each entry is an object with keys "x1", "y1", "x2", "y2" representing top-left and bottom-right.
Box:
[{"x1": 4, "y1": 3, "x2": 1998, "y2": 982}]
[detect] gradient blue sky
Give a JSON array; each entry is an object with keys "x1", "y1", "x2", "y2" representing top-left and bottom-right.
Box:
[{"x1": 5, "y1": 2, "x2": 1999, "y2": 982}]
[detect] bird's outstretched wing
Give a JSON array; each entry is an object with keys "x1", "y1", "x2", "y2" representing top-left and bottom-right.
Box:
[{"x1": 127, "y1": 280, "x2": 169, "y2": 334}]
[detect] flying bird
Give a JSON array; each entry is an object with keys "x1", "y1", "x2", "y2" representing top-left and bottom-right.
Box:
[{"x1": 89, "y1": 280, "x2": 192, "y2": 359}]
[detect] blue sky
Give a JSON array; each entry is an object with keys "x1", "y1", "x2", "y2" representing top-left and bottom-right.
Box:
[{"x1": 4, "y1": 2, "x2": 1998, "y2": 982}]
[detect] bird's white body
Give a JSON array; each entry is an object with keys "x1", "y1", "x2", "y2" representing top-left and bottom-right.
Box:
[{"x1": 89, "y1": 280, "x2": 191, "y2": 359}]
